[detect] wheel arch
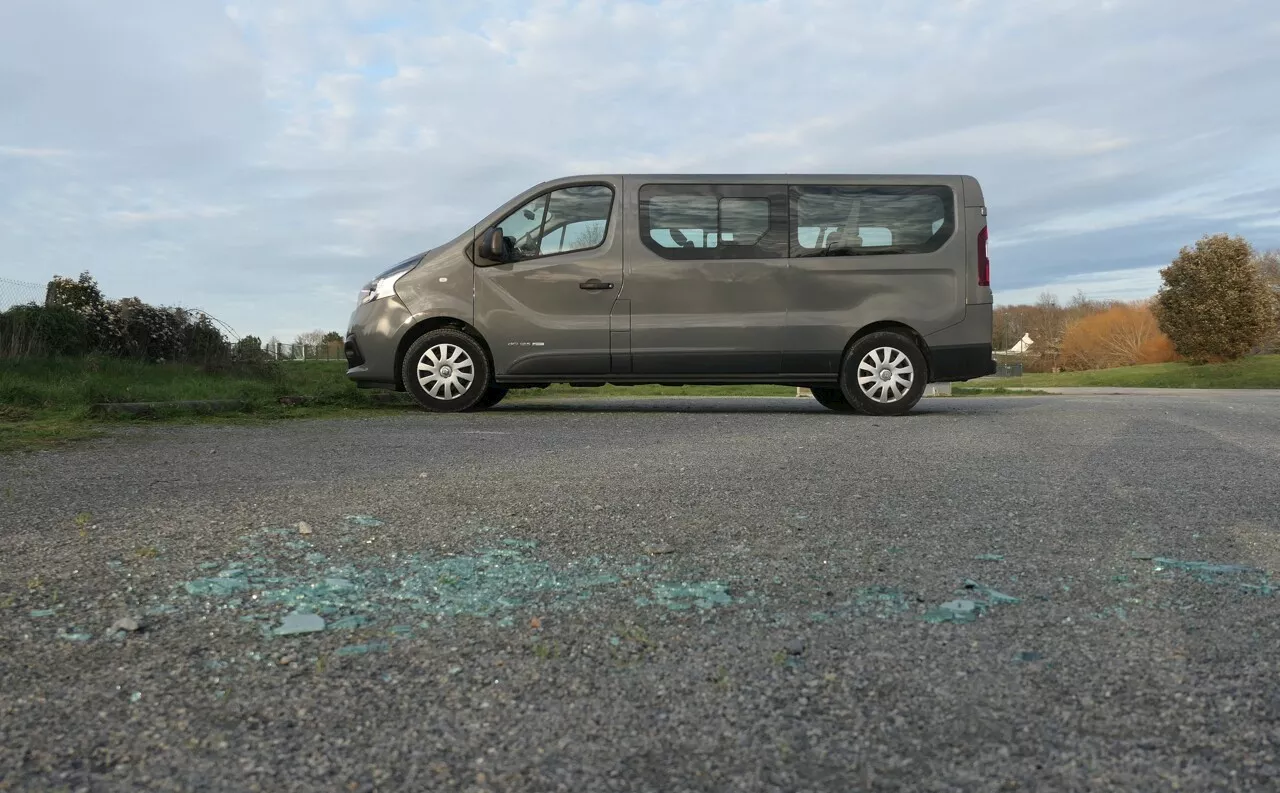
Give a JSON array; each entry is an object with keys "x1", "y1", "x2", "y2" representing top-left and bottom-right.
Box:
[
  {"x1": 842, "y1": 321, "x2": 932, "y2": 381},
  {"x1": 394, "y1": 317, "x2": 494, "y2": 391}
]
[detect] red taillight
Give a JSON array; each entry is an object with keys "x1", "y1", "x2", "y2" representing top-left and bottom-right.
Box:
[{"x1": 977, "y1": 226, "x2": 990, "y2": 287}]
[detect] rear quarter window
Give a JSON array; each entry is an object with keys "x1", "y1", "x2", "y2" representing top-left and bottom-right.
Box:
[{"x1": 790, "y1": 185, "x2": 955, "y2": 257}]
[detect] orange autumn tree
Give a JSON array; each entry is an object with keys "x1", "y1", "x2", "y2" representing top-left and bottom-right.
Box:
[{"x1": 1060, "y1": 302, "x2": 1178, "y2": 371}]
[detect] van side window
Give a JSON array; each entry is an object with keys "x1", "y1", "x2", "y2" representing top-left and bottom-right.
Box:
[
  {"x1": 790, "y1": 185, "x2": 954, "y2": 257},
  {"x1": 639, "y1": 185, "x2": 787, "y2": 260},
  {"x1": 496, "y1": 184, "x2": 614, "y2": 261}
]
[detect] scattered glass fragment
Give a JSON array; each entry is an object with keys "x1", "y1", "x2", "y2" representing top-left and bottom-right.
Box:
[{"x1": 274, "y1": 613, "x2": 326, "y2": 636}]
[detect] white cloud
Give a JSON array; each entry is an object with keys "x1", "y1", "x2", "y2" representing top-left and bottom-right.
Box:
[
  {"x1": 1, "y1": 0, "x2": 1278, "y2": 339},
  {"x1": 106, "y1": 206, "x2": 240, "y2": 225},
  {"x1": 0, "y1": 145, "x2": 76, "y2": 159},
  {"x1": 995, "y1": 267, "x2": 1164, "y2": 307}
]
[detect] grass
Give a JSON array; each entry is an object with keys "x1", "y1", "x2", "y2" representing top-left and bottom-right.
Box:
[
  {"x1": 0, "y1": 357, "x2": 398, "y2": 453},
  {"x1": 969, "y1": 354, "x2": 1280, "y2": 389},
  {"x1": 0, "y1": 357, "x2": 799, "y2": 453}
]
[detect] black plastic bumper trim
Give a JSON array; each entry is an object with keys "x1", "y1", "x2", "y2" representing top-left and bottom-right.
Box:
[
  {"x1": 343, "y1": 333, "x2": 365, "y2": 368},
  {"x1": 929, "y1": 344, "x2": 996, "y2": 382}
]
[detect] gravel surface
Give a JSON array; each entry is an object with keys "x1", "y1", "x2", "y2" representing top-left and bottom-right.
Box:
[{"x1": 2, "y1": 394, "x2": 1278, "y2": 792}]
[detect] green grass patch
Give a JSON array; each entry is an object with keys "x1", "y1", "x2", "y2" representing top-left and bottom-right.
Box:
[
  {"x1": 0, "y1": 357, "x2": 368, "y2": 408},
  {"x1": 0, "y1": 358, "x2": 404, "y2": 453},
  {"x1": 0, "y1": 358, "x2": 804, "y2": 452},
  {"x1": 971, "y1": 354, "x2": 1280, "y2": 389}
]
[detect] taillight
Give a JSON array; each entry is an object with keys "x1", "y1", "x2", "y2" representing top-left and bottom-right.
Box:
[{"x1": 977, "y1": 226, "x2": 990, "y2": 287}]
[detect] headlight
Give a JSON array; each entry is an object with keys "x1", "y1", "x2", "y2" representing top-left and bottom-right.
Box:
[{"x1": 357, "y1": 268, "x2": 409, "y2": 306}]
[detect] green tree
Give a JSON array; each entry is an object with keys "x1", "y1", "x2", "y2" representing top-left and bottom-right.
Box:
[
  {"x1": 232, "y1": 335, "x2": 267, "y2": 363},
  {"x1": 1153, "y1": 234, "x2": 1276, "y2": 363},
  {"x1": 322, "y1": 330, "x2": 343, "y2": 343},
  {"x1": 1254, "y1": 250, "x2": 1280, "y2": 352}
]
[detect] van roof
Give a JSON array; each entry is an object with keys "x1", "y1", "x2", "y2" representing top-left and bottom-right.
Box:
[{"x1": 531, "y1": 174, "x2": 985, "y2": 206}]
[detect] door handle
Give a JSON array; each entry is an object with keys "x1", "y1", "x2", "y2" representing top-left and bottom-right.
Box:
[{"x1": 579, "y1": 279, "x2": 614, "y2": 290}]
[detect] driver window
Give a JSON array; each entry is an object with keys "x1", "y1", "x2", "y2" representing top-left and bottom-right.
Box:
[
  {"x1": 498, "y1": 195, "x2": 549, "y2": 246},
  {"x1": 497, "y1": 185, "x2": 613, "y2": 260}
]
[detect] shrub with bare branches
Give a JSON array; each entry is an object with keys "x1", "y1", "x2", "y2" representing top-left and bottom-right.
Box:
[{"x1": 1060, "y1": 302, "x2": 1178, "y2": 370}]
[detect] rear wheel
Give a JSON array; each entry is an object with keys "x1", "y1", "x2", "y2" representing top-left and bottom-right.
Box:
[
  {"x1": 810, "y1": 386, "x2": 857, "y2": 413},
  {"x1": 401, "y1": 328, "x2": 492, "y2": 413},
  {"x1": 839, "y1": 331, "x2": 927, "y2": 416},
  {"x1": 467, "y1": 386, "x2": 508, "y2": 411}
]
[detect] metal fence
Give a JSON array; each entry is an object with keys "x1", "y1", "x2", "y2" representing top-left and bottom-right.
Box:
[
  {"x1": 0, "y1": 276, "x2": 46, "y2": 312},
  {"x1": 0, "y1": 276, "x2": 51, "y2": 359},
  {"x1": 264, "y1": 341, "x2": 346, "y2": 362}
]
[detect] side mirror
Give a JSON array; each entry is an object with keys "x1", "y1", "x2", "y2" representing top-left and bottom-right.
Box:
[{"x1": 477, "y1": 227, "x2": 508, "y2": 262}]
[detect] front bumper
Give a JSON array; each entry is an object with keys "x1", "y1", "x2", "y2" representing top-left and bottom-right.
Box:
[
  {"x1": 344, "y1": 296, "x2": 414, "y2": 388},
  {"x1": 343, "y1": 333, "x2": 365, "y2": 368}
]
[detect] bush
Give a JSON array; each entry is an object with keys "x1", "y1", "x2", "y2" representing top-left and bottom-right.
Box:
[
  {"x1": 232, "y1": 335, "x2": 269, "y2": 364},
  {"x1": 1060, "y1": 303, "x2": 1178, "y2": 371},
  {"x1": 38, "y1": 271, "x2": 234, "y2": 364},
  {"x1": 1153, "y1": 235, "x2": 1277, "y2": 363},
  {"x1": 186, "y1": 316, "x2": 233, "y2": 365},
  {"x1": 0, "y1": 303, "x2": 88, "y2": 358},
  {"x1": 1256, "y1": 251, "x2": 1280, "y2": 354}
]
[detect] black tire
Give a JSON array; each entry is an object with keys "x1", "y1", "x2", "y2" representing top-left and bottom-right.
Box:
[
  {"x1": 401, "y1": 328, "x2": 492, "y2": 413},
  {"x1": 467, "y1": 387, "x2": 508, "y2": 411},
  {"x1": 839, "y1": 331, "x2": 927, "y2": 416},
  {"x1": 810, "y1": 386, "x2": 857, "y2": 413}
]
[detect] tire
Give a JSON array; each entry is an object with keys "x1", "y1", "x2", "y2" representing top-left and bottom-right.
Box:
[
  {"x1": 810, "y1": 386, "x2": 857, "y2": 413},
  {"x1": 839, "y1": 331, "x2": 927, "y2": 416},
  {"x1": 467, "y1": 387, "x2": 508, "y2": 411},
  {"x1": 401, "y1": 328, "x2": 492, "y2": 413}
]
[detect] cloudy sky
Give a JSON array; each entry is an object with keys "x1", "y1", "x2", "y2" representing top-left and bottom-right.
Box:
[{"x1": 2, "y1": 0, "x2": 1278, "y2": 341}]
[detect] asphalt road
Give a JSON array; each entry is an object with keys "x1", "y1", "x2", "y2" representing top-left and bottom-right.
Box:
[{"x1": 2, "y1": 393, "x2": 1278, "y2": 792}]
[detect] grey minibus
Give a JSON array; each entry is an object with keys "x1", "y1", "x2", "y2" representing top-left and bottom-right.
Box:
[{"x1": 344, "y1": 174, "x2": 994, "y2": 415}]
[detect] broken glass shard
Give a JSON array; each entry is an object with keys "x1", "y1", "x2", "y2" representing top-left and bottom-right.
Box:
[
  {"x1": 274, "y1": 612, "x2": 326, "y2": 635},
  {"x1": 329, "y1": 615, "x2": 370, "y2": 631},
  {"x1": 923, "y1": 598, "x2": 981, "y2": 623},
  {"x1": 963, "y1": 579, "x2": 1021, "y2": 604},
  {"x1": 336, "y1": 641, "x2": 389, "y2": 656},
  {"x1": 185, "y1": 576, "x2": 251, "y2": 596}
]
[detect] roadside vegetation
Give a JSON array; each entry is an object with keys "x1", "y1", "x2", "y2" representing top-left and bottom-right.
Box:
[
  {"x1": 0, "y1": 358, "x2": 406, "y2": 453},
  {"x1": 993, "y1": 237, "x2": 1279, "y2": 373},
  {"x1": 971, "y1": 354, "x2": 1280, "y2": 389},
  {"x1": 0, "y1": 357, "x2": 797, "y2": 452}
]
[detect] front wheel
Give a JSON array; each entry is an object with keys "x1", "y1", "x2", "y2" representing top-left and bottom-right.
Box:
[
  {"x1": 401, "y1": 328, "x2": 493, "y2": 413},
  {"x1": 810, "y1": 386, "x2": 857, "y2": 413},
  {"x1": 839, "y1": 331, "x2": 927, "y2": 416}
]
